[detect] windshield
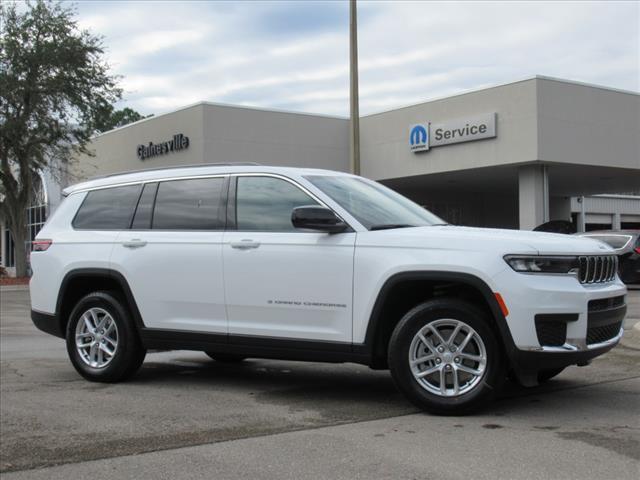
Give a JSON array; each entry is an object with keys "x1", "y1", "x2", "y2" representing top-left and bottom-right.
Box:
[{"x1": 306, "y1": 175, "x2": 444, "y2": 230}]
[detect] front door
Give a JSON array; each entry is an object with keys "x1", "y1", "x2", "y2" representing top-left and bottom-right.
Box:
[{"x1": 223, "y1": 175, "x2": 355, "y2": 342}]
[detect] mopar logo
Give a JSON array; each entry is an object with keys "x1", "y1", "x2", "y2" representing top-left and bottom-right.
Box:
[{"x1": 409, "y1": 124, "x2": 429, "y2": 152}]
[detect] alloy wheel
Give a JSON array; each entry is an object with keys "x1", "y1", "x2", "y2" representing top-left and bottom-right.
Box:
[
  {"x1": 408, "y1": 318, "x2": 487, "y2": 397},
  {"x1": 75, "y1": 307, "x2": 119, "y2": 368}
]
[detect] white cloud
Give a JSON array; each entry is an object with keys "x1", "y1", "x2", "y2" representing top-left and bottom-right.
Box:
[{"x1": 76, "y1": 1, "x2": 639, "y2": 117}]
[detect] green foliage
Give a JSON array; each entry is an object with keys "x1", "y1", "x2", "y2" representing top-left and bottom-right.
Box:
[
  {"x1": 0, "y1": 0, "x2": 122, "y2": 275},
  {"x1": 94, "y1": 106, "x2": 152, "y2": 133}
]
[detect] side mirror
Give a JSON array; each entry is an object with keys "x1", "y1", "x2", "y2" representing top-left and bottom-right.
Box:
[{"x1": 291, "y1": 206, "x2": 348, "y2": 233}]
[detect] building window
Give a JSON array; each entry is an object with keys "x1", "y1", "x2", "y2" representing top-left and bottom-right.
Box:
[{"x1": 27, "y1": 204, "x2": 47, "y2": 252}]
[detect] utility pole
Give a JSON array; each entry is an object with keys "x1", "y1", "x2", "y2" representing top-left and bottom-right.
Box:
[{"x1": 349, "y1": 0, "x2": 360, "y2": 175}]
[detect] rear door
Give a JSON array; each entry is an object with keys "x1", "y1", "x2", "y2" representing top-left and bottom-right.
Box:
[
  {"x1": 223, "y1": 174, "x2": 355, "y2": 342},
  {"x1": 111, "y1": 176, "x2": 228, "y2": 333}
]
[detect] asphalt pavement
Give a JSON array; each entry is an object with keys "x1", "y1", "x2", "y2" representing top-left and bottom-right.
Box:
[{"x1": 1, "y1": 287, "x2": 638, "y2": 479}]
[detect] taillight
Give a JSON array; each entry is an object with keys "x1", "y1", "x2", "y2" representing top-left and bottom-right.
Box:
[
  {"x1": 32, "y1": 239, "x2": 52, "y2": 251},
  {"x1": 635, "y1": 247, "x2": 640, "y2": 255}
]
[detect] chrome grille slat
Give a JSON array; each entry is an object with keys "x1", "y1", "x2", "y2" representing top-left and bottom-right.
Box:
[{"x1": 578, "y1": 255, "x2": 617, "y2": 284}]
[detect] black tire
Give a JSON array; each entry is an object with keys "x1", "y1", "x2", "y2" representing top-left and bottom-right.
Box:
[
  {"x1": 537, "y1": 367, "x2": 565, "y2": 383},
  {"x1": 66, "y1": 291, "x2": 146, "y2": 382},
  {"x1": 388, "y1": 298, "x2": 505, "y2": 415},
  {"x1": 205, "y1": 352, "x2": 247, "y2": 363}
]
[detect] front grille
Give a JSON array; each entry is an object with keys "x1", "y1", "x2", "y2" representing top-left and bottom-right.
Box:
[
  {"x1": 535, "y1": 319, "x2": 567, "y2": 347},
  {"x1": 587, "y1": 321, "x2": 622, "y2": 345},
  {"x1": 578, "y1": 255, "x2": 617, "y2": 284},
  {"x1": 588, "y1": 296, "x2": 625, "y2": 312}
]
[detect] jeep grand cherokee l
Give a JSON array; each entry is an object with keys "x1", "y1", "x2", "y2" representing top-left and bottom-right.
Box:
[{"x1": 30, "y1": 165, "x2": 627, "y2": 414}]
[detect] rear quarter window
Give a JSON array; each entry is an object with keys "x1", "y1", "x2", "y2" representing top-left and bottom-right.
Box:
[{"x1": 72, "y1": 185, "x2": 142, "y2": 230}]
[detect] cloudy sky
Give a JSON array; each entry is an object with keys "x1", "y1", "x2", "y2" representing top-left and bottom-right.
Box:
[{"x1": 74, "y1": 0, "x2": 639, "y2": 117}]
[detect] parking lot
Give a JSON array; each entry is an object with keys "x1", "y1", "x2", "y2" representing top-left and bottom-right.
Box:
[{"x1": 1, "y1": 287, "x2": 639, "y2": 479}]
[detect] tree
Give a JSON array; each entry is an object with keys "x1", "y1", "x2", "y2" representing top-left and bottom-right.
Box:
[
  {"x1": 94, "y1": 106, "x2": 152, "y2": 133},
  {"x1": 0, "y1": 0, "x2": 121, "y2": 276}
]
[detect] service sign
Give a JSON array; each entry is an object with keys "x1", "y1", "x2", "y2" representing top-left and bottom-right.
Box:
[{"x1": 410, "y1": 113, "x2": 496, "y2": 153}]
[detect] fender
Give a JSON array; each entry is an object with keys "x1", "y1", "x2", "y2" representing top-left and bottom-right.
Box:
[
  {"x1": 55, "y1": 268, "x2": 147, "y2": 332},
  {"x1": 357, "y1": 271, "x2": 519, "y2": 364}
]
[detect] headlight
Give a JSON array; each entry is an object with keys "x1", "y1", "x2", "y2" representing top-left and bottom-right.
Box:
[{"x1": 504, "y1": 255, "x2": 580, "y2": 274}]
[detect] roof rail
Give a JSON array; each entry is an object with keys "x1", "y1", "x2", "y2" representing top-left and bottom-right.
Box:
[{"x1": 89, "y1": 162, "x2": 262, "y2": 181}]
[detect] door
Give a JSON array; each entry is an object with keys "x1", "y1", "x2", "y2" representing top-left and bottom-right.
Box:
[
  {"x1": 223, "y1": 175, "x2": 355, "y2": 342},
  {"x1": 111, "y1": 176, "x2": 228, "y2": 333}
]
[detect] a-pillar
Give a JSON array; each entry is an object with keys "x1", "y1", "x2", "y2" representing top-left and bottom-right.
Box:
[{"x1": 518, "y1": 164, "x2": 549, "y2": 230}]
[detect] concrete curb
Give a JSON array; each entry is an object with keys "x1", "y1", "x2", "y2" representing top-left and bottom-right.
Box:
[{"x1": 0, "y1": 285, "x2": 30, "y2": 292}]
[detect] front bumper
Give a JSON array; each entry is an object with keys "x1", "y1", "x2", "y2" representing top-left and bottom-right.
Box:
[{"x1": 491, "y1": 268, "x2": 627, "y2": 380}]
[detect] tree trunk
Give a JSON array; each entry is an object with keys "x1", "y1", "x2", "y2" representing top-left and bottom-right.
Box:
[
  {"x1": 12, "y1": 226, "x2": 29, "y2": 278},
  {"x1": 3, "y1": 202, "x2": 29, "y2": 278}
]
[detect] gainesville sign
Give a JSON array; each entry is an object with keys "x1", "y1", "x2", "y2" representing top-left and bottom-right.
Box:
[
  {"x1": 409, "y1": 113, "x2": 496, "y2": 153},
  {"x1": 137, "y1": 133, "x2": 190, "y2": 160}
]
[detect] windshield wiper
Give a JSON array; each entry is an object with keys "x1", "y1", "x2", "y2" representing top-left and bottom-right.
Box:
[{"x1": 370, "y1": 224, "x2": 416, "y2": 231}]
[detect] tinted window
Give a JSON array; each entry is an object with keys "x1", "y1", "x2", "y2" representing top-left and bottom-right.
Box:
[
  {"x1": 236, "y1": 176, "x2": 318, "y2": 232},
  {"x1": 73, "y1": 185, "x2": 142, "y2": 230},
  {"x1": 131, "y1": 183, "x2": 158, "y2": 230},
  {"x1": 152, "y1": 178, "x2": 225, "y2": 230},
  {"x1": 306, "y1": 175, "x2": 443, "y2": 230}
]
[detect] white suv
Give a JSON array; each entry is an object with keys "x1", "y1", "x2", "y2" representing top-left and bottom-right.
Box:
[{"x1": 30, "y1": 165, "x2": 627, "y2": 414}]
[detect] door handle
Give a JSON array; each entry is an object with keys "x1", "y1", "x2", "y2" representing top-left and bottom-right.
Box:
[
  {"x1": 230, "y1": 239, "x2": 260, "y2": 250},
  {"x1": 122, "y1": 239, "x2": 147, "y2": 249}
]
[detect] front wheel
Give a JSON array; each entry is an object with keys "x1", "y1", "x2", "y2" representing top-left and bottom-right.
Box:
[
  {"x1": 66, "y1": 291, "x2": 146, "y2": 382},
  {"x1": 388, "y1": 299, "x2": 505, "y2": 415}
]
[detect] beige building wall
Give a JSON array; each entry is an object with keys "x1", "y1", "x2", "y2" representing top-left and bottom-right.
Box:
[
  {"x1": 537, "y1": 78, "x2": 640, "y2": 170},
  {"x1": 71, "y1": 103, "x2": 349, "y2": 184},
  {"x1": 71, "y1": 104, "x2": 207, "y2": 181},
  {"x1": 360, "y1": 78, "x2": 540, "y2": 181},
  {"x1": 202, "y1": 105, "x2": 349, "y2": 170}
]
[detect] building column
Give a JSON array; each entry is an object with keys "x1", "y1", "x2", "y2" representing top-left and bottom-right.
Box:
[
  {"x1": 612, "y1": 212, "x2": 622, "y2": 230},
  {"x1": 518, "y1": 164, "x2": 549, "y2": 230}
]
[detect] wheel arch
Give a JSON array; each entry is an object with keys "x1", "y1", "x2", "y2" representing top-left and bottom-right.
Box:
[
  {"x1": 55, "y1": 268, "x2": 146, "y2": 338},
  {"x1": 360, "y1": 271, "x2": 517, "y2": 369}
]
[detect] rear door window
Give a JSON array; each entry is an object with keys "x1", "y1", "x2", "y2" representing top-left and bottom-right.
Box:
[
  {"x1": 152, "y1": 177, "x2": 226, "y2": 230},
  {"x1": 73, "y1": 185, "x2": 142, "y2": 230}
]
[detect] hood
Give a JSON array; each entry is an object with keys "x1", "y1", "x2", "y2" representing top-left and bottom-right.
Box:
[{"x1": 359, "y1": 225, "x2": 614, "y2": 256}]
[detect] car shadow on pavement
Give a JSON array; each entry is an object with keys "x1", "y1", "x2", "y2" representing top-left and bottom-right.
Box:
[{"x1": 129, "y1": 353, "x2": 621, "y2": 416}]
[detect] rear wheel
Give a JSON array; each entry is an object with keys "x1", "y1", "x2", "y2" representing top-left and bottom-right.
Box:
[
  {"x1": 66, "y1": 291, "x2": 146, "y2": 382},
  {"x1": 205, "y1": 352, "x2": 247, "y2": 363},
  {"x1": 388, "y1": 299, "x2": 505, "y2": 415}
]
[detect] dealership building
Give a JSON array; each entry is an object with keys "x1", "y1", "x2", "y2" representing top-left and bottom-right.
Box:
[{"x1": 1, "y1": 76, "x2": 639, "y2": 274}]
